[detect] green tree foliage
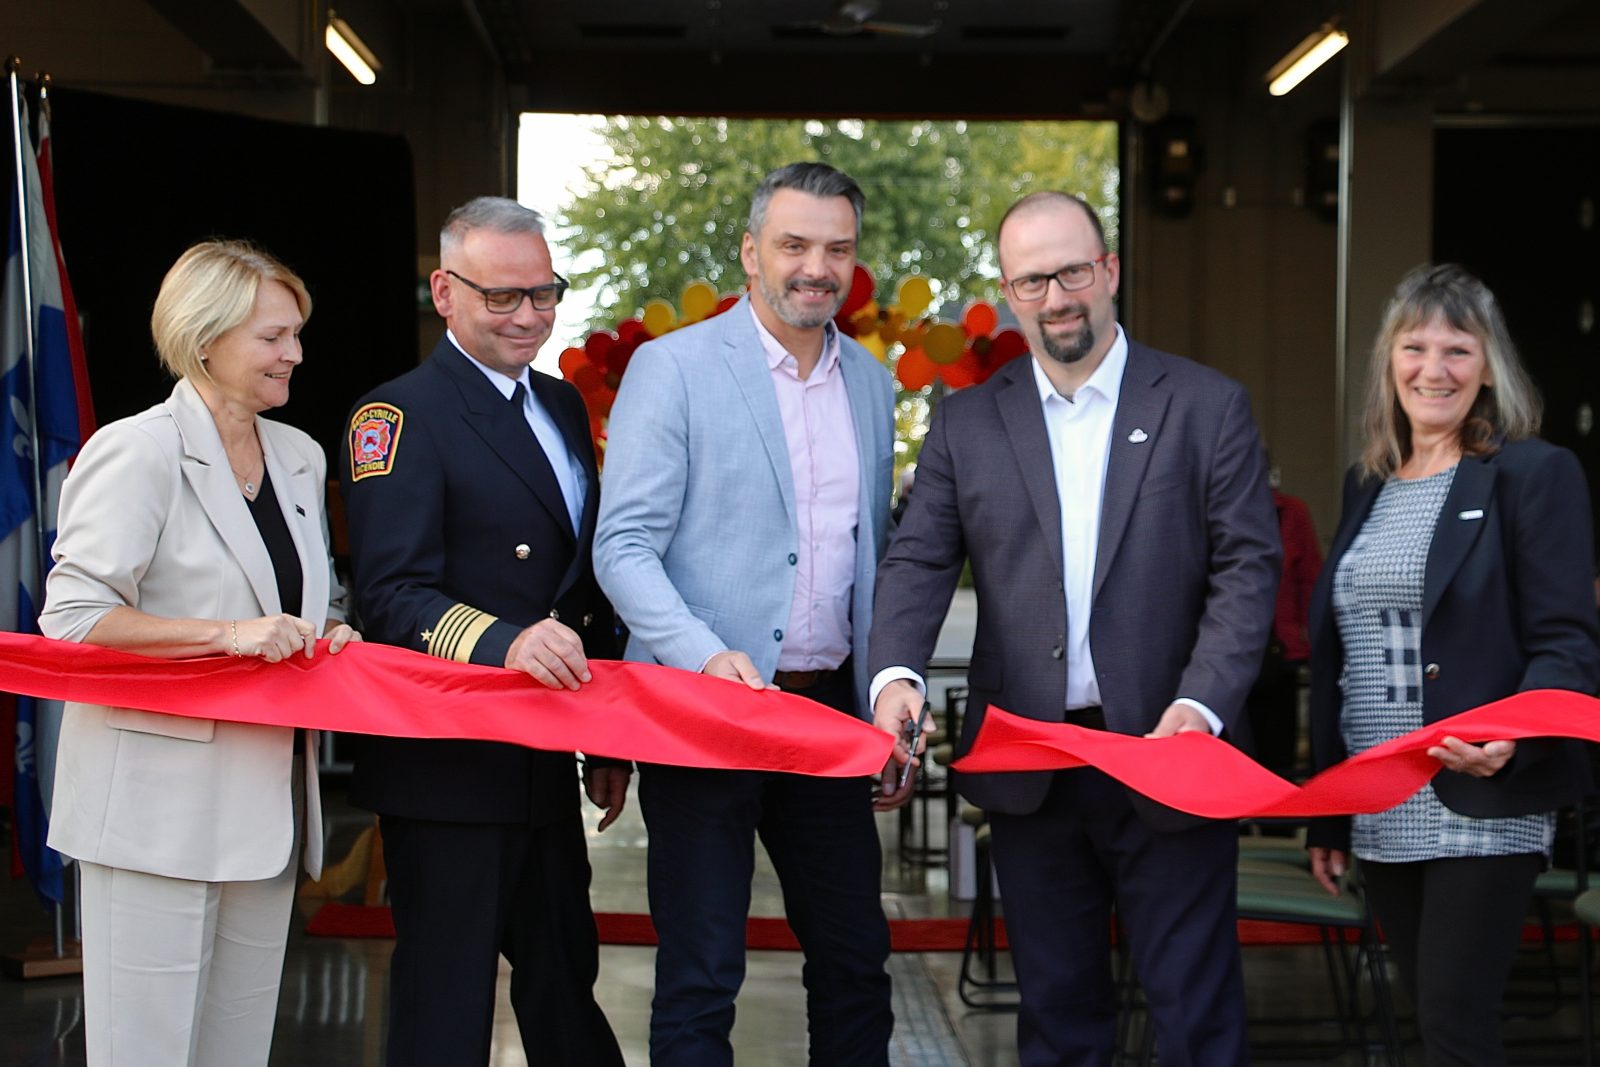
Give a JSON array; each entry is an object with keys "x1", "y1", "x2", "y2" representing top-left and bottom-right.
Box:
[{"x1": 560, "y1": 117, "x2": 1118, "y2": 331}]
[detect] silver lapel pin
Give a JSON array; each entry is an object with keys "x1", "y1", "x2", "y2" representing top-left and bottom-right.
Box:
[{"x1": 1128, "y1": 428, "x2": 1149, "y2": 443}]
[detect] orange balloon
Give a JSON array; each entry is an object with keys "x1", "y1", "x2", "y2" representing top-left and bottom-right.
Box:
[
  {"x1": 963, "y1": 301, "x2": 998, "y2": 338},
  {"x1": 923, "y1": 322, "x2": 967, "y2": 365},
  {"x1": 895, "y1": 348, "x2": 938, "y2": 391}
]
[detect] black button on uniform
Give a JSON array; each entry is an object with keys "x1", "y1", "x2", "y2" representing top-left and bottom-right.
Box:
[
  {"x1": 788, "y1": 553, "x2": 798, "y2": 565},
  {"x1": 774, "y1": 629, "x2": 784, "y2": 641}
]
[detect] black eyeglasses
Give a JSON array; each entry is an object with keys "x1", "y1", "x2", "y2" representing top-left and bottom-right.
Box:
[
  {"x1": 447, "y1": 269, "x2": 570, "y2": 313},
  {"x1": 1005, "y1": 255, "x2": 1110, "y2": 303}
]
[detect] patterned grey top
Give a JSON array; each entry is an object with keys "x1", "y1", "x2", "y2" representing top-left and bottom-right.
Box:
[{"x1": 1333, "y1": 464, "x2": 1555, "y2": 863}]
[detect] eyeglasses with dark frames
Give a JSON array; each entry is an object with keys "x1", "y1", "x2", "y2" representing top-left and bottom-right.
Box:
[
  {"x1": 1005, "y1": 255, "x2": 1110, "y2": 303},
  {"x1": 446, "y1": 269, "x2": 570, "y2": 313}
]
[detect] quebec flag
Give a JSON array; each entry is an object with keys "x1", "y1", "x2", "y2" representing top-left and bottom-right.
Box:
[{"x1": 3, "y1": 104, "x2": 91, "y2": 905}]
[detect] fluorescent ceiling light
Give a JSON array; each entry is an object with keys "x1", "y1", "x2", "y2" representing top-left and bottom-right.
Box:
[
  {"x1": 326, "y1": 13, "x2": 380, "y2": 86},
  {"x1": 1266, "y1": 25, "x2": 1348, "y2": 97}
]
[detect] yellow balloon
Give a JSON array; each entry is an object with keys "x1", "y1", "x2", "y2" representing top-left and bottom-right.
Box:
[
  {"x1": 896, "y1": 276, "x2": 933, "y2": 319},
  {"x1": 681, "y1": 281, "x2": 718, "y2": 322},
  {"x1": 641, "y1": 299, "x2": 677, "y2": 337},
  {"x1": 923, "y1": 322, "x2": 966, "y2": 364},
  {"x1": 856, "y1": 331, "x2": 887, "y2": 363}
]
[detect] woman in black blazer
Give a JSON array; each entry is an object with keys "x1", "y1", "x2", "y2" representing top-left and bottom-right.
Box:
[{"x1": 1306, "y1": 264, "x2": 1600, "y2": 1065}]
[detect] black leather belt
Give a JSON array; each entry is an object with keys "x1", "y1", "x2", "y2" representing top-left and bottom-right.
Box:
[
  {"x1": 1065, "y1": 705, "x2": 1106, "y2": 729},
  {"x1": 773, "y1": 667, "x2": 838, "y2": 691}
]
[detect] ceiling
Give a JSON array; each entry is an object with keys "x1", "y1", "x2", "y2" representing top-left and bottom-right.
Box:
[
  {"x1": 32, "y1": 0, "x2": 1596, "y2": 121},
  {"x1": 453, "y1": 0, "x2": 1600, "y2": 118},
  {"x1": 471, "y1": 0, "x2": 1209, "y2": 116}
]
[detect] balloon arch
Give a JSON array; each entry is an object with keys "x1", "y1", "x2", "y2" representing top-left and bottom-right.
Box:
[{"x1": 557, "y1": 266, "x2": 1028, "y2": 453}]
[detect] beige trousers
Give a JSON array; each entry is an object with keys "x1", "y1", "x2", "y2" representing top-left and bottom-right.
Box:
[{"x1": 77, "y1": 768, "x2": 302, "y2": 1067}]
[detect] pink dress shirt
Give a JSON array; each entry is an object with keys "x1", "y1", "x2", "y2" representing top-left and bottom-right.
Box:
[{"x1": 751, "y1": 306, "x2": 860, "y2": 672}]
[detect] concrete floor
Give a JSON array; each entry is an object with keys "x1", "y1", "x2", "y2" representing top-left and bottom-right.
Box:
[
  {"x1": 3, "y1": 592, "x2": 1597, "y2": 1064},
  {"x1": 6, "y1": 783, "x2": 1597, "y2": 1066}
]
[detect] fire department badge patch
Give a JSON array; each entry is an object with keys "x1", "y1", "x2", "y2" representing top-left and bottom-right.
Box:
[{"x1": 349, "y1": 403, "x2": 403, "y2": 481}]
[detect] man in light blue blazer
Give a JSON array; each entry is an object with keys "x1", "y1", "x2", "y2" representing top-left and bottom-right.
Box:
[{"x1": 594, "y1": 162, "x2": 898, "y2": 1067}]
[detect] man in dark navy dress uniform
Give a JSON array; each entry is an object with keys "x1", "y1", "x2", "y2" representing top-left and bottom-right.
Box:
[{"x1": 339, "y1": 196, "x2": 627, "y2": 1067}]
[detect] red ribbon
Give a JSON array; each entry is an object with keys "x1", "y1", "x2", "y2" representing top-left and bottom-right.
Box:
[
  {"x1": 0, "y1": 633, "x2": 891, "y2": 778},
  {"x1": 954, "y1": 690, "x2": 1600, "y2": 818},
  {"x1": 7, "y1": 629, "x2": 1593, "y2": 816}
]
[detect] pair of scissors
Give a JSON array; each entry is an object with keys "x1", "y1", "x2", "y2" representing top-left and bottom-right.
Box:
[{"x1": 897, "y1": 701, "x2": 932, "y2": 791}]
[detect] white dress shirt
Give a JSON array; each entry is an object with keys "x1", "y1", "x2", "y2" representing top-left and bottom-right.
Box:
[
  {"x1": 871, "y1": 325, "x2": 1220, "y2": 734},
  {"x1": 448, "y1": 330, "x2": 588, "y2": 536},
  {"x1": 1037, "y1": 329, "x2": 1122, "y2": 710}
]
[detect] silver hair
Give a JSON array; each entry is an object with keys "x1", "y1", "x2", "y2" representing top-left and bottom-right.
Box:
[{"x1": 440, "y1": 196, "x2": 545, "y2": 258}]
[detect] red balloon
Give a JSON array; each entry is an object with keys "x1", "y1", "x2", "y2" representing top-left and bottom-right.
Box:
[
  {"x1": 606, "y1": 337, "x2": 637, "y2": 378},
  {"x1": 987, "y1": 329, "x2": 1029, "y2": 365},
  {"x1": 713, "y1": 294, "x2": 740, "y2": 316},
  {"x1": 616, "y1": 318, "x2": 648, "y2": 343},
  {"x1": 584, "y1": 331, "x2": 618, "y2": 368},
  {"x1": 962, "y1": 301, "x2": 998, "y2": 338},
  {"x1": 895, "y1": 348, "x2": 937, "y2": 392},
  {"x1": 572, "y1": 363, "x2": 605, "y2": 396},
  {"x1": 838, "y1": 264, "x2": 875, "y2": 320},
  {"x1": 938, "y1": 350, "x2": 982, "y2": 389},
  {"x1": 558, "y1": 347, "x2": 588, "y2": 379}
]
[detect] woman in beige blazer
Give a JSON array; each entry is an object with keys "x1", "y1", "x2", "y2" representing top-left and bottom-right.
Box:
[{"x1": 41, "y1": 240, "x2": 358, "y2": 1067}]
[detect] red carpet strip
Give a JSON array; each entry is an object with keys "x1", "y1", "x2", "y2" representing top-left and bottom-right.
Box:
[
  {"x1": 305, "y1": 904, "x2": 1582, "y2": 950},
  {"x1": 303, "y1": 906, "x2": 1004, "y2": 950}
]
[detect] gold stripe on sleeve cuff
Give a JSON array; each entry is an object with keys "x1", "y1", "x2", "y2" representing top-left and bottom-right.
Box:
[{"x1": 426, "y1": 603, "x2": 499, "y2": 664}]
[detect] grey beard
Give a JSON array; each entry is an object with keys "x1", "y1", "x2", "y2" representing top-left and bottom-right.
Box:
[
  {"x1": 763, "y1": 277, "x2": 843, "y2": 329},
  {"x1": 1041, "y1": 323, "x2": 1095, "y2": 365}
]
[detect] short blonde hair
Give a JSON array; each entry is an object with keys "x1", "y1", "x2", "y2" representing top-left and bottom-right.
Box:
[
  {"x1": 1358, "y1": 263, "x2": 1540, "y2": 478},
  {"x1": 150, "y1": 240, "x2": 311, "y2": 381}
]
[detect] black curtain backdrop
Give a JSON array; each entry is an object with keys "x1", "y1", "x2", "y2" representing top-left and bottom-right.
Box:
[
  {"x1": 7, "y1": 87, "x2": 418, "y2": 465},
  {"x1": 1433, "y1": 126, "x2": 1600, "y2": 545}
]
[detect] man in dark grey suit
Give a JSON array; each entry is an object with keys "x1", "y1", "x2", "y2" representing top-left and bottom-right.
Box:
[{"x1": 870, "y1": 191, "x2": 1280, "y2": 1066}]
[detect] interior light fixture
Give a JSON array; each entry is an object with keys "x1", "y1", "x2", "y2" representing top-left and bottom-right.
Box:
[
  {"x1": 1266, "y1": 23, "x2": 1348, "y2": 96},
  {"x1": 326, "y1": 12, "x2": 380, "y2": 86}
]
